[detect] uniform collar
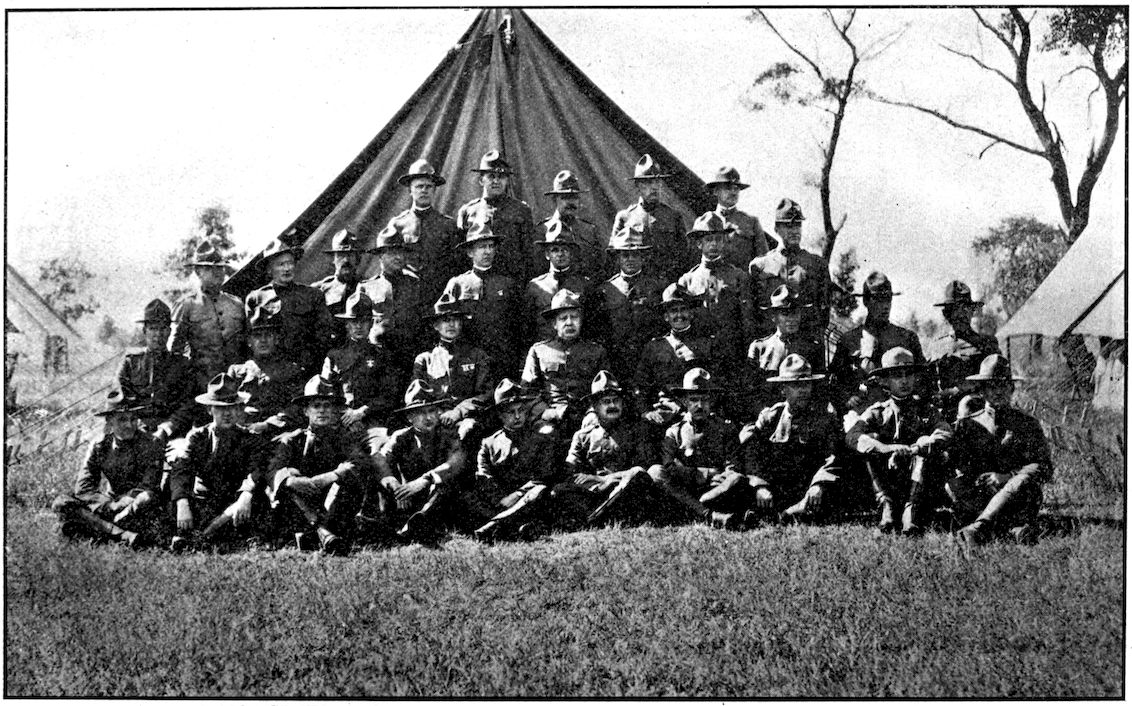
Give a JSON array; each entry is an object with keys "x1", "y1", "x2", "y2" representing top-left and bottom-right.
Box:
[
  {"x1": 701, "y1": 256, "x2": 726, "y2": 272},
  {"x1": 716, "y1": 205, "x2": 736, "y2": 217},
  {"x1": 484, "y1": 194, "x2": 505, "y2": 207},
  {"x1": 473, "y1": 266, "x2": 492, "y2": 276},
  {"x1": 637, "y1": 197, "x2": 658, "y2": 213},
  {"x1": 548, "y1": 265, "x2": 572, "y2": 276},
  {"x1": 412, "y1": 205, "x2": 433, "y2": 215}
]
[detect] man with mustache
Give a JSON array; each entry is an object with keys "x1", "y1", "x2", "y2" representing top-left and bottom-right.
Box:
[
  {"x1": 455, "y1": 151, "x2": 535, "y2": 283},
  {"x1": 612, "y1": 154, "x2": 692, "y2": 284},
  {"x1": 538, "y1": 170, "x2": 607, "y2": 280},
  {"x1": 385, "y1": 158, "x2": 461, "y2": 306},
  {"x1": 312, "y1": 229, "x2": 366, "y2": 350}
]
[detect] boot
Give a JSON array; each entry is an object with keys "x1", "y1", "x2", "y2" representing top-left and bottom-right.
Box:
[
  {"x1": 588, "y1": 471, "x2": 650, "y2": 525},
  {"x1": 70, "y1": 508, "x2": 143, "y2": 547},
  {"x1": 902, "y1": 482, "x2": 926, "y2": 536},
  {"x1": 877, "y1": 497, "x2": 896, "y2": 533},
  {"x1": 317, "y1": 526, "x2": 347, "y2": 556},
  {"x1": 198, "y1": 513, "x2": 233, "y2": 543}
]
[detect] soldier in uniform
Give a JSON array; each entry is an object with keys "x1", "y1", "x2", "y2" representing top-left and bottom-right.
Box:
[
  {"x1": 455, "y1": 150, "x2": 535, "y2": 283},
  {"x1": 168, "y1": 240, "x2": 246, "y2": 387},
  {"x1": 267, "y1": 375, "x2": 372, "y2": 555},
  {"x1": 593, "y1": 226, "x2": 666, "y2": 380},
  {"x1": 357, "y1": 221, "x2": 427, "y2": 374},
  {"x1": 521, "y1": 289, "x2": 610, "y2": 435},
  {"x1": 846, "y1": 348, "x2": 952, "y2": 535},
  {"x1": 227, "y1": 306, "x2": 307, "y2": 436},
  {"x1": 950, "y1": 356, "x2": 1052, "y2": 548},
  {"x1": 443, "y1": 221, "x2": 522, "y2": 376},
  {"x1": 373, "y1": 381, "x2": 467, "y2": 544},
  {"x1": 538, "y1": 170, "x2": 607, "y2": 280},
  {"x1": 311, "y1": 228, "x2": 366, "y2": 350},
  {"x1": 322, "y1": 290, "x2": 404, "y2": 456},
  {"x1": 648, "y1": 368, "x2": 747, "y2": 529},
  {"x1": 118, "y1": 298, "x2": 198, "y2": 443},
  {"x1": 612, "y1": 154, "x2": 691, "y2": 283},
  {"x1": 740, "y1": 355, "x2": 845, "y2": 524},
  {"x1": 411, "y1": 292, "x2": 493, "y2": 444},
  {"x1": 168, "y1": 373, "x2": 271, "y2": 551},
  {"x1": 679, "y1": 211, "x2": 757, "y2": 370},
  {"x1": 926, "y1": 280, "x2": 1001, "y2": 419},
  {"x1": 244, "y1": 237, "x2": 332, "y2": 375},
  {"x1": 704, "y1": 166, "x2": 774, "y2": 268},
  {"x1": 387, "y1": 158, "x2": 461, "y2": 305},
  {"x1": 468, "y1": 379, "x2": 562, "y2": 541},
  {"x1": 746, "y1": 284, "x2": 825, "y2": 412},
  {"x1": 829, "y1": 271, "x2": 924, "y2": 417},
  {"x1": 635, "y1": 284, "x2": 720, "y2": 428},
  {"x1": 524, "y1": 221, "x2": 595, "y2": 345},
  {"x1": 52, "y1": 391, "x2": 163, "y2": 548},
  {"x1": 749, "y1": 199, "x2": 831, "y2": 341}
]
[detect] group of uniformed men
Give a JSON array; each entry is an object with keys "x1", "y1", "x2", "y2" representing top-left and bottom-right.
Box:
[{"x1": 52, "y1": 152, "x2": 1052, "y2": 555}]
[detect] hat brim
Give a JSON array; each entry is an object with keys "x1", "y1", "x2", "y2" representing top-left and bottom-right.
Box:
[
  {"x1": 397, "y1": 173, "x2": 446, "y2": 187},
  {"x1": 543, "y1": 188, "x2": 588, "y2": 196},
  {"x1": 540, "y1": 304, "x2": 584, "y2": 320},
  {"x1": 965, "y1": 373, "x2": 1025, "y2": 382},
  {"x1": 290, "y1": 393, "x2": 347, "y2": 406},
  {"x1": 933, "y1": 300, "x2": 985, "y2": 308},
  {"x1": 334, "y1": 312, "x2": 374, "y2": 320},
  {"x1": 584, "y1": 387, "x2": 626, "y2": 403},
  {"x1": 685, "y1": 229, "x2": 732, "y2": 239},
  {"x1": 705, "y1": 181, "x2": 750, "y2": 190},
  {"x1": 135, "y1": 318, "x2": 172, "y2": 325},
  {"x1": 853, "y1": 291, "x2": 903, "y2": 298},
  {"x1": 195, "y1": 391, "x2": 252, "y2": 406},
  {"x1": 424, "y1": 310, "x2": 473, "y2": 322},
  {"x1": 395, "y1": 397, "x2": 457, "y2": 414},
  {"x1": 766, "y1": 373, "x2": 826, "y2": 383},
  {"x1": 470, "y1": 168, "x2": 514, "y2": 175},
  {"x1": 669, "y1": 386, "x2": 723, "y2": 395},
  {"x1": 454, "y1": 235, "x2": 501, "y2": 250},
  {"x1": 629, "y1": 174, "x2": 673, "y2": 181},
  {"x1": 759, "y1": 302, "x2": 814, "y2": 311},
  {"x1": 322, "y1": 247, "x2": 367, "y2": 254},
  {"x1": 775, "y1": 216, "x2": 807, "y2": 223},
  {"x1": 491, "y1": 393, "x2": 540, "y2": 410},
  {"x1": 607, "y1": 244, "x2": 652, "y2": 252},
  {"x1": 868, "y1": 363, "x2": 924, "y2": 379},
  {"x1": 189, "y1": 260, "x2": 231, "y2": 268}
]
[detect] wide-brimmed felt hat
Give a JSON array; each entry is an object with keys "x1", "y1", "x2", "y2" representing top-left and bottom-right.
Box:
[
  {"x1": 291, "y1": 375, "x2": 347, "y2": 406},
  {"x1": 491, "y1": 378, "x2": 540, "y2": 410},
  {"x1": 323, "y1": 228, "x2": 366, "y2": 254},
  {"x1": 135, "y1": 298, "x2": 171, "y2": 325},
  {"x1": 426, "y1": 291, "x2": 473, "y2": 322},
  {"x1": 775, "y1": 198, "x2": 806, "y2": 224},
  {"x1": 398, "y1": 158, "x2": 446, "y2": 187},
  {"x1": 660, "y1": 283, "x2": 701, "y2": 310},
  {"x1": 966, "y1": 354, "x2": 1025, "y2": 382},
  {"x1": 585, "y1": 370, "x2": 625, "y2": 402},
  {"x1": 867, "y1": 347, "x2": 924, "y2": 378},
  {"x1": 374, "y1": 222, "x2": 408, "y2": 251},
  {"x1": 470, "y1": 150, "x2": 514, "y2": 175},
  {"x1": 540, "y1": 288, "x2": 585, "y2": 320},
  {"x1": 767, "y1": 354, "x2": 826, "y2": 383},
  {"x1": 761, "y1": 284, "x2": 813, "y2": 311},
  {"x1": 189, "y1": 240, "x2": 231, "y2": 268},
  {"x1": 536, "y1": 220, "x2": 581, "y2": 249},
  {"x1": 629, "y1": 153, "x2": 673, "y2": 181},
  {"x1": 704, "y1": 166, "x2": 750, "y2": 190},
  {"x1": 195, "y1": 372, "x2": 251, "y2": 406},
  {"x1": 855, "y1": 271, "x2": 902, "y2": 298},
  {"x1": 686, "y1": 211, "x2": 734, "y2": 239},
  {"x1": 261, "y1": 237, "x2": 303, "y2": 263},
  {"x1": 934, "y1": 280, "x2": 984, "y2": 308},
  {"x1": 544, "y1": 170, "x2": 588, "y2": 196},
  {"x1": 93, "y1": 389, "x2": 147, "y2": 417},
  {"x1": 247, "y1": 305, "x2": 283, "y2": 332},
  {"x1": 669, "y1": 367, "x2": 721, "y2": 395},
  {"x1": 395, "y1": 379, "x2": 456, "y2": 414},
  {"x1": 455, "y1": 220, "x2": 501, "y2": 250},
  {"x1": 335, "y1": 290, "x2": 375, "y2": 320},
  {"x1": 607, "y1": 226, "x2": 653, "y2": 252}
]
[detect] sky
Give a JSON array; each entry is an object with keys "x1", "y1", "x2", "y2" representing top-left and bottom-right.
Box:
[{"x1": 6, "y1": 7, "x2": 1126, "y2": 340}]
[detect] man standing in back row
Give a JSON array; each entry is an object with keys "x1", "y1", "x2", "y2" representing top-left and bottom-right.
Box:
[
  {"x1": 538, "y1": 170, "x2": 607, "y2": 281},
  {"x1": 749, "y1": 199, "x2": 830, "y2": 341},
  {"x1": 703, "y1": 166, "x2": 774, "y2": 269},
  {"x1": 612, "y1": 154, "x2": 691, "y2": 284},
  {"x1": 456, "y1": 150, "x2": 535, "y2": 284},
  {"x1": 386, "y1": 158, "x2": 461, "y2": 305}
]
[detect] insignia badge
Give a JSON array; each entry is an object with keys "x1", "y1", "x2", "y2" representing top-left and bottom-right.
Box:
[
  {"x1": 460, "y1": 363, "x2": 475, "y2": 372},
  {"x1": 366, "y1": 359, "x2": 376, "y2": 368}
]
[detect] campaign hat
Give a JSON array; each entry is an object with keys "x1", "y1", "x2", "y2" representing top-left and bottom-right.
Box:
[
  {"x1": 323, "y1": 228, "x2": 366, "y2": 254},
  {"x1": 629, "y1": 154, "x2": 673, "y2": 181},
  {"x1": 334, "y1": 290, "x2": 375, "y2": 320},
  {"x1": 767, "y1": 354, "x2": 826, "y2": 383},
  {"x1": 965, "y1": 354, "x2": 1025, "y2": 382},
  {"x1": 291, "y1": 375, "x2": 347, "y2": 406},
  {"x1": 685, "y1": 211, "x2": 734, "y2": 239},
  {"x1": 855, "y1": 271, "x2": 902, "y2": 298},
  {"x1": 491, "y1": 378, "x2": 540, "y2": 410},
  {"x1": 540, "y1": 289, "x2": 585, "y2": 320},
  {"x1": 395, "y1": 380, "x2": 456, "y2": 414},
  {"x1": 454, "y1": 220, "x2": 502, "y2": 250},
  {"x1": 607, "y1": 225, "x2": 653, "y2": 252},
  {"x1": 195, "y1": 372, "x2": 251, "y2": 407},
  {"x1": 704, "y1": 166, "x2": 750, "y2": 190},
  {"x1": 934, "y1": 280, "x2": 984, "y2": 308},
  {"x1": 470, "y1": 150, "x2": 514, "y2": 175},
  {"x1": 544, "y1": 170, "x2": 587, "y2": 195},
  {"x1": 93, "y1": 389, "x2": 147, "y2": 417},
  {"x1": 775, "y1": 198, "x2": 806, "y2": 224},
  {"x1": 669, "y1": 367, "x2": 722, "y2": 395},
  {"x1": 398, "y1": 158, "x2": 446, "y2": 187},
  {"x1": 867, "y1": 347, "x2": 924, "y2": 378},
  {"x1": 135, "y1": 298, "x2": 171, "y2": 325}
]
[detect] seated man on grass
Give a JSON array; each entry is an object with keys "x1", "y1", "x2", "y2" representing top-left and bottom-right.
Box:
[{"x1": 52, "y1": 391, "x2": 163, "y2": 549}]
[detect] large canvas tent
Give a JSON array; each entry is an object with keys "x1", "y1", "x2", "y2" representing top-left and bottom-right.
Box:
[{"x1": 225, "y1": 8, "x2": 715, "y2": 298}]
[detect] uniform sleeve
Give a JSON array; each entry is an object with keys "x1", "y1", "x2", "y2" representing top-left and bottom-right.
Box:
[
  {"x1": 267, "y1": 434, "x2": 298, "y2": 474},
  {"x1": 168, "y1": 428, "x2": 206, "y2": 502},
  {"x1": 611, "y1": 209, "x2": 626, "y2": 237},
  {"x1": 136, "y1": 438, "x2": 165, "y2": 495},
  {"x1": 168, "y1": 298, "x2": 192, "y2": 357},
  {"x1": 334, "y1": 427, "x2": 376, "y2": 478},
  {"x1": 738, "y1": 419, "x2": 770, "y2": 489},
  {"x1": 453, "y1": 349, "x2": 493, "y2": 419},
  {"x1": 521, "y1": 344, "x2": 543, "y2": 389},
  {"x1": 74, "y1": 439, "x2": 105, "y2": 497},
  {"x1": 1007, "y1": 412, "x2": 1054, "y2": 484},
  {"x1": 312, "y1": 292, "x2": 334, "y2": 370},
  {"x1": 736, "y1": 271, "x2": 758, "y2": 348},
  {"x1": 427, "y1": 432, "x2": 467, "y2": 485},
  {"x1": 164, "y1": 358, "x2": 201, "y2": 438},
  {"x1": 827, "y1": 337, "x2": 856, "y2": 411},
  {"x1": 660, "y1": 423, "x2": 682, "y2": 466},
  {"x1": 240, "y1": 434, "x2": 274, "y2": 495},
  {"x1": 847, "y1": 405, "x2": 887, "y2": 454},
  {"x1": 565, "y1": 428, "x2": 588, "y2": 474}
]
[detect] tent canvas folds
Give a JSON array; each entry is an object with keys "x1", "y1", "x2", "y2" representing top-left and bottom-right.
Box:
[{"x1": 225, "y1": 8, "x2": 715, "y2": 298}]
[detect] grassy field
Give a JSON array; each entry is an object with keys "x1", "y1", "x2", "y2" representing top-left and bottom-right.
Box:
[{"x1": 5, "y1": 393, "x2": 1125, "y2": 697}]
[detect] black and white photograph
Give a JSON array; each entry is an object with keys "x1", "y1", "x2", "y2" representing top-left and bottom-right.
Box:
[{"x1": 4, "y1": 5, "x2": 1125, "y2": 697}]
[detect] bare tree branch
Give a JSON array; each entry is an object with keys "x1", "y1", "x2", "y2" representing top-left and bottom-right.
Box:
[
  {"x1": 1056, "y1": 64, "x2": 1100, "y2": 86},
  {"x1": 977, "y1": 139, "x2": 1007, "y2": 159},
  {"x1": 861, "y1": 25, "x2": 907, "y2": 61},
  {"x1": 754, "y1": 10, "x2": 825, "y2": 82},
  {"x1": 940, "y1": 44, "x2": 1014, "y2": 85},
  {"x1": 872, "y1": 95, "x2": 1046, "y2": 157},
  {"x1": 972, "y1": 8, "x2": 1018, "y2": 58}
]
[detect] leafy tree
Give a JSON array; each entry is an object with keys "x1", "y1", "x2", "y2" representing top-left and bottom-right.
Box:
[
  {"x1": 831, "y1": 246, "x2": 860, "y2": 319},
  {"x1": 36, "y1": 256, "x2": 100, "y2": 324},
  {"x1": 973, "y1": 215, "x2": 1068, "y2": 318},
  {"x1": 95, "y1": 314, "x2": 132, "y2": 349},
  {"x1": 746, "y1": 9, "x2": 905, "y2": 258},
  {"x1": 874, "y1": 7, "x2": 1127, "y2": 243},
  {"x1": 901, "y1": 310, "x2": 941, "y2": 344},
  {"x1": 158, "y1": 204, "x2": 243, "y2": 301}
]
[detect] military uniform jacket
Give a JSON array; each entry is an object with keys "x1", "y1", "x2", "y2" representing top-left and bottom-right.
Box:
[
  {"x1": 379, "y1": 426, "x2": 465, "y2": 485},
  {"x1": 116, "y1": 348, "x2": 198, "y2": 437},
  {"x1": 456, "y1": 194, "x2": 535, "y2": 282},
  {"x1": 968, "y1": 406, "x2": 1053, "y2": 484},
  {"x1": 412, "y1": 339, "x2": 492, "y2": 420},
  {"x1": 746, "y1": 330, "x2": 826, "y2": 406},
  {"x1": 847, "y1": 395, "x2": 952, "y2": 454},
  {"x1": 388, "y1": 206, "x2": 461, "y2": 304},
  {"x1": 567, "y1": 419, "x2": 657, "y2": 475},
  {"x1": 612, "y1": 200, "x2": 692, "y2": 283},
  {"x1": 740, "y1": 401, "x2": 842, "y2": 490},
  {"x1": 926, "y1": 330, "x2": 1002, "y2": 395},
  {"x1": 678, "y1": 258, "x2": 757, "y2": 363},
  {"x1": 312, "y1": 274, "x2": 361, "y2": 350},
  {"x1": 749, "y1": 245, "x2": 831, "y2": 338},
  {"x1": 358, "y1": 269, "x2": 427, "y2": 362},
  {"x1": 539, "y1": 213, "x2": 609, "y2": 280},
  {"x1": 594, "y1": 271, "x2": 666, "y2": 379},
  {"x1": 524, "y1": 268, "x2": 594, "y2": 345},
  {"x1": 169, "y1": 289, "x2": 247, "y2": 379},
  {"x1": 74, "y1": 433, "x2": 163, "y2": 500},
  {"x1": 169, "y1": 423, "x2": 268, "y2": 503},
  {"x1": 635, "y1": 327, "x2": 721, "y2": 401},
  {"x1": 443, "y1": 267, "x2": 520, "y2": 375},
  {"x1": 268, "y1": 425, "x2": 373, "y2": 492},
  {"x1": 323, "y1": 339, "x2": 403, "y2": 422},
  {"x1": 227, "y1": 355, "x2": 306, "y2": 432},
  {"x1": 522, "y1": 337, "x2": 609, "y2": 407},
  {"x1": 244, "y1": 281, "x2": 332, "y2": 373},
  {"x1": 715, "y1": 206, "x2": 773, "y2": 271},
  {"x1": 476, "y1": 427, "x2": 561, "y2": 492},
  {"x1": 661, "y1": 415, "x2": 742, "y2": 474},
  {"x1": 829, "y1": 322, "x2": 924, "y2": 412}
]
